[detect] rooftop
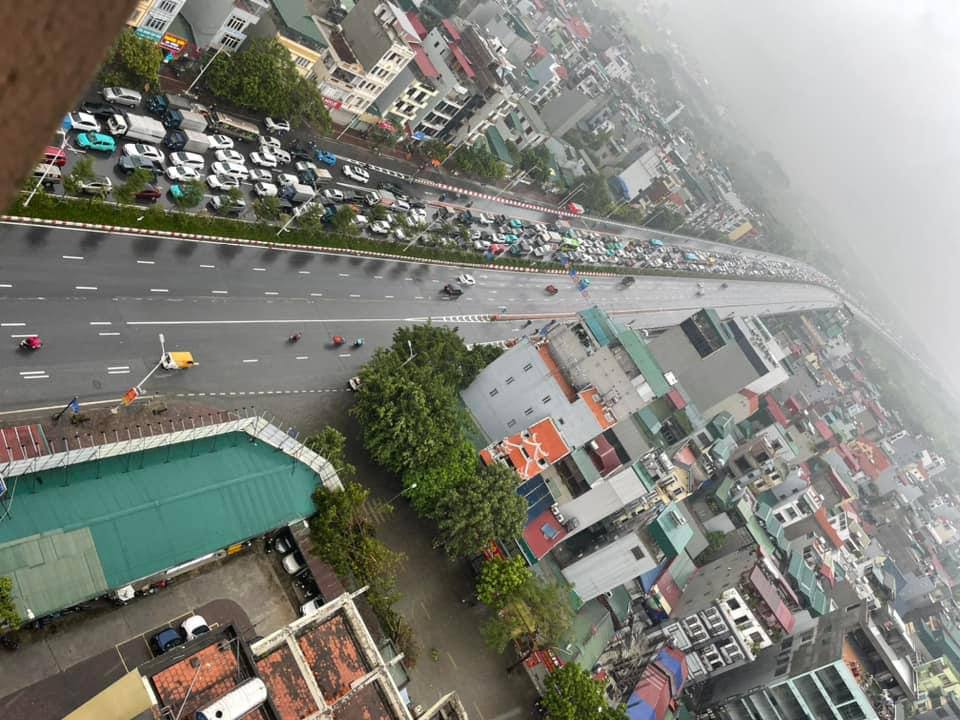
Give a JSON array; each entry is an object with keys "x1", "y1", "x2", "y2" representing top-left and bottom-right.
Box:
[
  {"x1": 481, "y1": 417, "x2": 571, "y2": 481},
  {"x1": 271, "y1": 0, "x2": 329, "y2": 50}
]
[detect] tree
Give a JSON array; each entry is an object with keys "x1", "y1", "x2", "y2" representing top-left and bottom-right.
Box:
[
  {"x1": 540, "y1": 664, "x2": 627, "y2": 720},
  {"x1": 172, "y1": 179, "x2": 205, "y2": 208},
  {"x1": 418, "y1": 139, "x2": 450, "y2": 163},
  {"x1": 477, "y1": 556, "x2": 532, "y2": 609},
  {"x1": 402, "y1": 438, "x2": 478, "y2": 518},
  {"x1": 391, "y1": 324, "x2": 501, "y2": 390},
  {"x1": 434, "y1": 463, "x2": 526, "y2": 558},
  {"x1": 63, "y1": 157, "x2": 95, "y2": 195},
  {"x1": 453, "y1": 145, "x2": 507, "y2": 180},
  {"x1": 0, "y1": 576, "x2": 20, "y2": 630},
  {"x1": 305, "y1": 426, "x2": 355, "y2": 481},
  {"x1": 368, "y1": 204, "x2": 389, "y2": 222},
  {"x1": 328, "y1": 205, "x2": 356, "y2": 232},
  {"x1": 642, "y1": 206, "x2": 684, "y2": 232},
  {"x1": 518, "y1": 144, "x2": 554, "y2": 184},
  {"x1": 481, "y1": 574, "x2": 573, "y2": 653},
  {"x1": 429, "y1": 0, "x2": 461, "y2": 18},
  {"x1": 253, "y1": 195, "x2": 282, "y2": 222},
  {"x1": 99, "y1": 29, "x2": 163, "y2": 90},
  {"x1": 204, "y1": 38, "x2": 331, "y2": 130},
  {"x1": 577, "y1": 173, "x2": 612, "y2": 213},
  {"x1": 115, "y1": 168, "x2": 153, "y2": 204},
  {"x1": 225, "y1": 186, "x2": 245, "y2": 209}
]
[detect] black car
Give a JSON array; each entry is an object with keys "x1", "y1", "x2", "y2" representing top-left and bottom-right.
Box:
[
  {"x1": 410, "y1": 200, "x2": 426, "y2": 209},
  {"x1": 80, "y1": 101, "x2": 119, "y2": 120},
  {"x1": 442, "y1": 284, "x2": 463, "y2": 297},
  {"x1": 377, "y1": 181, "x2": 403, "y2": 194},
  {"x1": 115, "y1": 155, "x2": 160, "y2": 178}
]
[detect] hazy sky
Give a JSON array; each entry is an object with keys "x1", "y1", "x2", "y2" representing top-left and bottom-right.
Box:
[{"x1": 646, "y1": 1, "x2": 960, "y2": 383}]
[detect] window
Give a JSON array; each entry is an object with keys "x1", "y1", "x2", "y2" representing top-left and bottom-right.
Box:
[
  {"x1": 524, "y1": 407, "x2": 534, "y2": 416},
  {"x1": 749, "y1": 632, "x2": 764, "y2": 644},
  {"x1": 541, "y1": 395, "x2": 552, "y2": 404},
  {"x1": 522, "y1": 362, "x2": 534, "y2": 372},
  {"x1": 145, "y1": 14, "x2": 167, "y2": 30},
  {"x1": 219, "y1": 34, "x2": 242, "y2": 51},
  {"x1": 295, "y1": 56, "x2": 312, "y2": 69},
  {"x1": 226, "y1": 15, "x2": 247, "y2": 32},
  {"x1": 507, "y1": 419, "x2": 517, "y2": 428},
  {"x1": 505, "y1": 376, "x2": 515, "y2": 385},
  {"x1": 631, "y1": 546, "x2": 645, "y2": 560},
  {"x1": 727, "y1": 598, "x2": 741, "y2": 610},
  {"x1": 158, "y1": 0, "x2": 178, "y2": 13},
  {"x1": 489, "y1": 388, "x2": 499, "y2": 397}
]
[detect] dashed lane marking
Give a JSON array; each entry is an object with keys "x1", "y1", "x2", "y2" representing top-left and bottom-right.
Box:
[{"x1": 174, "y1": 387, "x2": 343, "y2": 397}]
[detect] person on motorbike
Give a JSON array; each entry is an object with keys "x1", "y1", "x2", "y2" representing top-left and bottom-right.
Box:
[{"x1": 290, "y1": 333, "x2": 302, "y2": 343}]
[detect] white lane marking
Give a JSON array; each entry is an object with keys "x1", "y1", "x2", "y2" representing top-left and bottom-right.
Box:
[
  {"x1": 10, "y1": 333, "x2": 35, "y2": 338},
  {"x1": 107, "y1": 365, "x2": 130, "y2": 371},
  {"x1": 75, "y1": 285, "x2": 97, "y2": 291},
  {"x1": 200, "y1": 264, "x2": 216, "y2": 268},
  {"x1": 89, "y1": 321, "x2": 112, "y2": 326},
  {"x1": 384, "y1": 295, "x2": 394, "y2": 299},
  {"x1": 252, "y1": 267, "x2": 267, "y2": 272},
  {"x1": 62, "y1": 255, "x2": 84, "y2": 260},
  {"x1": 108, "y1": 369, "x2": 130, "y2": 375},
  {"x1": 296, "y1": 355, "x2": 309, "y2": 360},
  {"x1": 98, "y1": 332, "x2": 120, "y2": 336},
  {"x1": 415, "y1": 296, "x2": 425, "y2": 299},
  {"x1": 264, "y1": 291, "x2": 279, "y2": 296},
  {"x1": 310, "y1": 292, "x2": 323, "y2": 297},
  {"x1": 22, "y1": 374, "x2": 49, "y2": 380},
  {"x1": 150, "y1": 288, "x2": 168, "y2": 293},
  {"x1": 298, "y1": 270, "x2": 311, "y2": 275},
  {"x1": 0, "y1": 283, "x2": 11, "y2": 288},
  {"x1": 242, "y1": 358, "x2": 259, "y2": 363},
  {"x1": 349, "y1": 293, "x2": 361, "y2": 298},
  {"x1": 1, "y1": 323, "x2": 25, "y2": 327},
  {"x1": 136, "y1": 259, "x2": 155, "y2": 265},
  {"x1": 211, "y1": 290, "x2": 228, "y2": 294},
  {"x1": 338, "y1": 353, "x2": 351, "y2": 358},
  {"x1": 20, "y1": 370, "x2": 46, "y2": 376},
  {"x1": 338, "y1": 273, "x2": 350, "y2": 277},
  {"x1": 374, "y1": 275, "x2": 384, "y2": 279}
]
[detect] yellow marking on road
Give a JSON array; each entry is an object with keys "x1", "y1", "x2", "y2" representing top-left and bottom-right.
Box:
[{"x1": 447, "y1": 652, "x2": 458, "y2": 669}]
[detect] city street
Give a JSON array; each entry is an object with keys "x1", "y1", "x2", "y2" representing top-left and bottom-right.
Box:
[{"x1": 0, "y1": 221, "x2": 839, "y2": 411}]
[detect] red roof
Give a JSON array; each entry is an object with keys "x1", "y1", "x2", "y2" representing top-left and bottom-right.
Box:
[
  {"x1": 739, "y1": 388, "x2": 760, "y2": 415},
  {"x1": 653, "y1": 570, "x2": 683, "y2": 613},
  {"x1": 441, "y1": 18, "x2": 461, "y2": 41},
  {"x1": 589, "y1": 434, "x2": 620, "y2": 475},
  {"x1": 632, "y1": 665, "x2": 671, "y2": 720},
  {"x1": 406, "y1": 11, "x2": 428, "y2": 39},
  {"x1": 565, "y1": 17, "x2": 591, "y2": 41},
  {"x1": 523, "y1": 508, "x2": 568, "y2": 559},
  {"x1": 836, "y1": 444, "x2": 860, "y2": 472},
  {"x1": 848, "y1": 437, "x2": 891, "y2": 480},
  {"x1": 783, "y1": 395, "x2": 803, "y2": 415},
  {"x1": 814, "y1": 419, "x2": 834, "y2": 443},
  {"x1": 672, "y1": 445, "x2": 696, "y2": 468},
  {"x1": 765, "y1": 395, "x2": 789, "y2": 426},
  {"x1": 531, "y1": 45, "x2": 549, "y2": 61},
  {"x1": 482, "y1": 417, "x2": 571, "y2": 481},
  {"x1": 555, "y1": 65, "x2": 568, "y2": 80},
  {"x1": 412, "y1": 46, "x2": 440, "y2": 79},
  {"x1": 448, "y1": 43, "x2": 475, "y2": 78},
  {"x1": 748, "y1": 566, "x2": 795, "y2": 634},
  {"x1": 666, "y1": 388, "x2": 686, "y2": 410},
  {"x1": 813, "y1": 506, "x2": 844, "y2": 549}
]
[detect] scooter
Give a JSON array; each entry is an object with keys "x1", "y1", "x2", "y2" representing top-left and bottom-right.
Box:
[
  {"x1": 289, "y1": 333, "x2": 302, "y2": 343},
  {"x1": 19, "y1": 336, "x2": 42, "y2": 351}
]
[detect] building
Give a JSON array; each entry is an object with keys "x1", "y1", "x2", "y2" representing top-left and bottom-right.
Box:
[
  {"x1": 258, "y1": 0, "x2": 330, "y2": 81},
  {"x1": 128, "y1": 0, "x2": 187, "y2": 39},
  {"x1": 0, "y1": 412, "x2": 340, "y2": 620},
  {"x1": 180, "y1": 0, "x2": 270, "y2": 51},
  {"x1": 67, "y1": 590, "x2": 467, "y2": 720}
]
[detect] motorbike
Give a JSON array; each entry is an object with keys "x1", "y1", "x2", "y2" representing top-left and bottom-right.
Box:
[
  {"x1": 353, "y1": 338, "x2": 364, "y2": 348},
  {"x1": 289, "y1": 333, "x2": 302, "y2": 343},
  {"x1": 19, "y1": 336, "x2": 42, "y2": 350}
]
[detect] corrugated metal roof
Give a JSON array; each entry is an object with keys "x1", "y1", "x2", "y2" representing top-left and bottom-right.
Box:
[
  {"x1": 618, "y1": 331, "x2": 671, "y2": 396},
  {"x1": 0, "y1": 433, "x2": 319, "y2": 615}
]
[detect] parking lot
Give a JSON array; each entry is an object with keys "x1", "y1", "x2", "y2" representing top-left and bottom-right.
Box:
[{"x1": 33, "y1": 88, "x2": 836, "y2": 292}]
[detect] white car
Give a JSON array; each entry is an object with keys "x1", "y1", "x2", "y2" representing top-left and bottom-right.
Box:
[
  {"x1": 210, "y1": 161, "x2": 249, "y2": 180},
  {"x1": 169, "y1": 151, "x2": 205, "y2": 168},
  {"x1": 122, "y1": 143, "x2": 164, "y2": 164},
  {"x1": 353, "y1": 214, "x2": 369, "y2": 227},
  {"x1": 206, "y1": 173, "x2": 240, "y2": 190},
  {"x1": 102, "y1": 86, "x2": 142, "y2": 107},
  {"x1": 265, "y1": 117, "x2": 291, "y2": 133},
  {"x1": 457, "y1": 273, "x2": 476, "y2": 285},
  {"x1": 409, "y1": 208, "x2": 427, "y2": 225},
  {"x1": 394, "y1": 228, "x2": 407, "y2": 242},
  {"x1": 276, "y1": 173, "x2": 298, "y2": 188},
  {"x1": 260, "y1": 136, "x2": 281, "y2": 151},
  {"x1": 165, "y1": 165, "x2": 201, "y2": 182},
  {"x1": 214, "y1": 149, "x2": 244, "y2": 164},
  {"x1": 254, "y1": 181, "x2": 278, "y2": 197},
  {"x1": 181, "y1": 615, "x2": 210, "y2": 642},
  {"x1": 370, "y1": 221, "x2": 391, "y2": 235},
  {"x1": 66, "y1": 111, "x2": 100, "y2": 133},
  {"x1": 296, "y1": 161, "x2": 318, "y2": 174},
  {"x1": 282, "y1": 552, "x2": 304, "y2": 575},
  {"x1": 322, "y1": 188, "x2": 344, "y2": 202},
  {"x1": 250, "y1": 151, "x2": 278, "y2": 168},
  {"x1": 208, "y1": 134, "x2": 234, "y2": 150},
  {"x1": 248, "y1": 168, "x2": 272, "y2": 183},
  {"x1": 272, "y1": 147, "x2": 292, "y2": 165},
  {"x1": 301, "y1": 598, "x2": 322, "y2": 616},
  {"x1": 343, "y1": 164, "x2": 369, "y2": 184}
]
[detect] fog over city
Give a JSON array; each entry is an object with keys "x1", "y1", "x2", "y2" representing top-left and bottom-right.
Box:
[{"x1": 643, "y1": 0, "x2": 960, "y2": 389}]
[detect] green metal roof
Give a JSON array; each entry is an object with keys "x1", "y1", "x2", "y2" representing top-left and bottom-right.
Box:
[
  {"x1": 737, "y1": 497, "x2": 774, "y2": 555},
  {"x1": 272, "y1": 0, "x2": 329, "y2": 50},
  {"x1": 484, "y1": 126, "x2": 514, "y2": 165},
  {"x1": 756, "y1": 502, "x2": 789, "y2": 552},
  {"x1": 569, "y1": 599, "x2": 615, "y2": 671},
  {"x1": 571, "y1": 447, "x2": 601, "y2": 485},
  {"x1": 607, "y1": 585, "x2": 632, "y2": 624},
  {"x1": 580, "y1": 307, "x2": 618, "y2": 346},
  {"x1": 617, "y1": 330, "x2": 671, "y2": 396},
  {"x1": 635, "y1": 406, "x2": 662, "y2": 436},
  {"x1": 633, "y1": 462, "x2": 656, "y2": 492},
  {"x1": 0, "y1": 433, "x2": 320, "y2": 617},
  {"x1": 648, "y1": 504, "x2": 694, "y2": 559}
]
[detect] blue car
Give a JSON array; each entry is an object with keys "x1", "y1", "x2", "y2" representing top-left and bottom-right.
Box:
[
  {"x1": 168, "y1": 184, "x2": 185, "y2": 199},
  {"x1": 75, "y1": 133, "x2": 116, "y2": 153},
  {"x1": 152, "y1": 627, "x2": 184, "y2": 654},
  {"x1": 315, "y1": 149, "x2": 337, "y2": 166}
]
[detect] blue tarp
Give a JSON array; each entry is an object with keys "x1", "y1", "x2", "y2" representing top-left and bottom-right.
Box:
[
  {"x1": 640, "y1": 558, "x2": 670, "y2": 591},
  {"x1": 656, "y1": 648, "x2": 684, "y2": 696},
  {"x1": 626, "y1": 697, "x2": 655, "y2": 720}
]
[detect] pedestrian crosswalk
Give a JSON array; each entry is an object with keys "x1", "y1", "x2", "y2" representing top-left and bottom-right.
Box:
[{"x1": 430, "y1": 314, "x2": 492, "y2": 323}]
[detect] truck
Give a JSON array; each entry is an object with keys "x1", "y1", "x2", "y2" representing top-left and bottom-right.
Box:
[
  {"x1": 163, "y1": 108, "x2": 208, "y2": 132},
  {"x1": 163, "y1": 128, "x2": 211, "y2": 153},
  {"x1": 280, "y1": 183, "x2": 316, "y2": 204},
  {"x1": 297, "y1": 166, "x2": 333, "y2": 188},
  {"x1": 208, "y1": 110, "x2": 260, "y2": 142},
  {"x1": 106, "y1": 112, "x2": 166, "y2": 144},
  {"x1": 364, "y1": 189, "x2": 396, "y2": 208},
  {"x1": 146, "y1": 93, "x2": 193, "y2": 116}
]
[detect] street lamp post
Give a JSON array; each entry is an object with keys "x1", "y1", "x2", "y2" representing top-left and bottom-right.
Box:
[
  {"x1": 398, "y1": 339, "x2": 416, "y2": 368},
  {"x1": 385, "y1": 482, "x2": 417, "y2": 506},
  {"x1": 186, "y1": 44, "x2": 226, "y2": 95},
  {"x1": 24, "y1": 131, "x2": 68, "y2": 208},
  {"x1": 111, "y1": 333, "x2": 167, "y2": 414}
]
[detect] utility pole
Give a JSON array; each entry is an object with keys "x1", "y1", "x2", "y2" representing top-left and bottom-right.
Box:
[
  {"x1": 186, "y1": 43, "x2": 226, "y2": 95},
  {"x1": 24, "y1": 131, "x2": 68, "y2": 208}
]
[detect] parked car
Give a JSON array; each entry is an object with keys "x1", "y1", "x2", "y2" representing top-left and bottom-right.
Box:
[
  {"x1": 272, "y1": 147, "x2": 292, "y2": 165},
  {"x1": 122, "y1": 143, "x2": 164, "y2": 164},
  {"x1": 79, "y1": 101, "x2": 117, "y2": 120},
  {"x1": 273, "y1": 535, "x2": 293, "y2": 554},
  {"x1": 281, "y1": 552, "x2": 305, "y2": 575},
  {"x1": 78, "y1": 177, "x2": 113, "y2": 196},
  {"x1": 207, "y1": 134, "x2": 234, "y2": 150},
  {"x1": 210, "y1": 161, "x2": 249, "y2": 180},
  {"x1": 206, "y1": 173, "x2": 240, "y2": 190},
  {"x1": 66, "y1": 111, "x2": 101, "y2": 133},
  {"x1": 214, "y1": 149, "x2": 244, "y2": 164},
  {"x1": 301, "y1": 598, "x2": 322, "y2": 616},
  {"x1": 152, "y1": 628, "x2": 184, "y2": 654},
  {"x1": 275, "y1": 172, "x2": 298, "y2": 188},
  {"x1": 135, "y1": 185, "x2": 162, "y2": 203},
  {"x1": 254, "y1": 181, "x2": 278, "y2": 198},
  {"x1": 264, "y1": 117, "x2": 291, "y2": 133},
  {"x1": 75, "y1": 132, "x2": 115, "y2": 153},
  {"x1": 322, "y1": 188, "x2": 344, "y2": 202},
  {"x1": 248, "y1": 168, "x2": 272, "y2": 183},
  {"x1": 182, "y1": 615, "x2": 210, "y2": 642},
  {"x1": 102, "y1": 86, "x2": 142, "y2": 107},
  {"x1": 260, "y1": 135, "x2": 281, "y2": 151},
  {"x1": 165, "y1": 165, "x2": 201, "y2": 182},
  {"x1": 369, "y1": 221, "x2": 391, "y2": 235},
  {"x1": 116, "y1": 155, "x2": 160, "y2": 177},
  {"x1": 208, "y1": 195, "x2": 247, "y2": 215},
  {"x1": 342, "y1": 164, "x2": 369, "y2": 183},
  {"x1": 250, "y1": 151, "x2": 278, "y2": 168}
]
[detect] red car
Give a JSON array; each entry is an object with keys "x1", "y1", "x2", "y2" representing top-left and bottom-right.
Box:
[
  {"x1": 135, "y1": 185, "x2": 161, "y2": 203},
  {"x1": 566, "y1": 202, "x2": 584, "y2": 215}
]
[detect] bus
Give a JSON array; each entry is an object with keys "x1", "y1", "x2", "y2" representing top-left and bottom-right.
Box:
[{"x1": 208, "y1": 111, "x2": 260, "y2": 143}]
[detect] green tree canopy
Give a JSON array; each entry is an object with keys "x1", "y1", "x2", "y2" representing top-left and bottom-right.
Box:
[
  {"x1": 63, "y1": 157, "x2": 95, "y2": 195},
  {"x1": 204, "y1": 38, "x2": 331, "y2": 131},
  {"x1": 115, "y1": 168, "x2": 153, "y2": 204},
  {"x1": 328, "y1": 205, "x2": 356, "y2": 232},
  {"x1": 453, "y1": 144, "x2": 507, "y2": 180},
  {"x1": 434, "y1": 462, "x2": 526, "y2": 559},
  {"x1": 402, "y1": 437, "x2": 477, "y2": 518},
  {"x1": 541, "y1": 664, "x2": 627, "y2": 720},
  {"x1": 99, "y1": 29, "x2": 163, "y2": 91},
  {"x1": 253, "y1": 195, "x2": 282, "y2": 222},
  {"x1": 418, "y1": 139, "x2": 450, "y2": 163},
  {"x1": 0, "y1": 576, "x2": 20, "y2": 630},
  {"x1": 577, "y1": 173, "x2": 613, "y2": 212},
  {"x1": 305, "y1": 426, "x2": 356, "y2": 481},
  {"x1": 481, "y1": 572, "x2": 574, "y2": 653},
  {"x1": 171, "y1": 179, "x2": 205, "y2": 208},
  {"x1": 518, "y1": 144, "x2": 554, "y2": 184},
  {"x1": 368, "y1": 204, "x2": 389, "y2": 222},
  {"x1": 477, "y1": 556, "x2": 532, "y2": 609}
]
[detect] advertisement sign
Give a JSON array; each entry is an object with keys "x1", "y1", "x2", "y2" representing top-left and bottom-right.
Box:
[
  {"x1": 159, "y1": 32, "x2": 188, "y2": 57},
  {"x1": 322, "y1": 96, "x2": 343, "y2": 110},
  {"x1": 135, "y1": 27, "x2": 163, "y2": 43}
]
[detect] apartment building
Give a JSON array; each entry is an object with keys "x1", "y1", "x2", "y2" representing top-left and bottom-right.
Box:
[
  {"x1": 181, "y1": 0, "x2": 269, "y2": 51},
  {"x1": 128, "y1": 0, "x2": 187, "y2": 39}
]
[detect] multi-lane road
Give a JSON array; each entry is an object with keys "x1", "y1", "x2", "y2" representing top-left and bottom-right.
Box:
[{"x1": 0, "y1": 221, "x2": 840, "y2": 411}]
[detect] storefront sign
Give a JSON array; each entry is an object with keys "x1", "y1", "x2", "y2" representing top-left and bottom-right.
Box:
[
  {"x1": 135, "y1": 27, "x2": 163, "y2": 43},
  {"x1": 159, "y1": 32, "x2": 189, "y2": 56}
]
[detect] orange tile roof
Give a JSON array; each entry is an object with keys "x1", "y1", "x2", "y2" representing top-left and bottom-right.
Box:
[
  {"x1": 298, "y1": 614, "x2": 369, "y2": 703},
  {"x1": 334, "y1": 681, "x2": 395, "y2": 720},
  {"x1": 491, "y1": 417, "x2": 571, "y2": 480},
  {"x1": 579, "y1": 388, "x2": 614, "y2": 429},
  {"x1": 539, "y1": 344, "x2": 577, "y2": 401},
  {"x1": 258, "y1": 644, "x2": 320, "y2": 720},
  {"x1": 814, "y1": 506, "x2": 844, "y2": 550}
]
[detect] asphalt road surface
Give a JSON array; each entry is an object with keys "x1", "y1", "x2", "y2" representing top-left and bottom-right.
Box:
[{"x1": 0, "y1": 222, "x2": 839, "y2": 411}]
